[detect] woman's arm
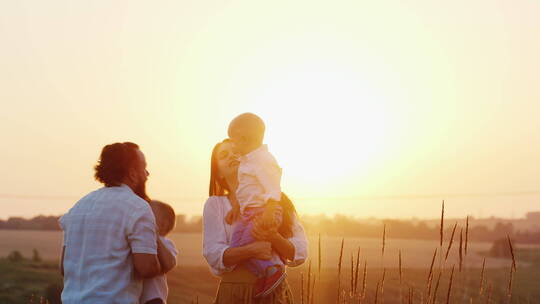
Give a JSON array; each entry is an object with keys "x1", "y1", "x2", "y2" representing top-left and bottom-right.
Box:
[
  {"x1": 222, "y1": 241, "x2": 273, "y2": 267},
  {"x1": 203, "y1": 196, "x2": 272, "y2": 275},
  {"x1": 253, "y1": 214, "x2": 308, "y2": 266},
  {"x1": 252, "y1": 219, "x2": 295, "y2": 261}
]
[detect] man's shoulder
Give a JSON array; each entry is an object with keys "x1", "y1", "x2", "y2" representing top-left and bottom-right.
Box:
[{"x1": 84, "y1": 186, "x2": 150, "y2": 211}]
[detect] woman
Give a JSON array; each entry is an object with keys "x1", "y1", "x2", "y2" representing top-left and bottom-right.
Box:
[{"x1": 203, "y1": 139, "x2": 308, "y2": 304}]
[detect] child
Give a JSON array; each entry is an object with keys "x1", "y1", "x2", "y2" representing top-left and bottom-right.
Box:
[
  {"x1": 227, "y1": 112, "x2": 286, "y2": 298},
  {"x1": 140, "y1": 200, "x2": 179, "y2": 304}
]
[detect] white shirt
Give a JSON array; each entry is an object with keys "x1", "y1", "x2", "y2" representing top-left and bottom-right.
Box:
[
  {"x1": 237, "y1": 144, "x2": 282, "y2": 213},
  {"x1": 140, "y1": 236, "x2": 178, "y2": 304},
  {"x1": 202, "y1": 196, "x2": 308, "y2": 276},
  {"x1": 59, "y1": 185, "x2": 158, "y2": 304}
]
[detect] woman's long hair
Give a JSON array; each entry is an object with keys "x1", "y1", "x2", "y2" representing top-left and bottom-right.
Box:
[{"x1": 208, "y1": 139, "x2": 297, "y2": 238}]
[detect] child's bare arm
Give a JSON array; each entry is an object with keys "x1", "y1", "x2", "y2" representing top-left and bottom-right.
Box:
[{"x1": 157, "y1": 237, "x2": 176, "y2": 274}]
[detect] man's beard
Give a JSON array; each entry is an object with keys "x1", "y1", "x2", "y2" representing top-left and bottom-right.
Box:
[{"x1": 133, "y1": 181, "x2": 150, "y2": 202}]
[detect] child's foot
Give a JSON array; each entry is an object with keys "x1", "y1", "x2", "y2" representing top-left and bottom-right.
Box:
[
  {"x1": 253, "y1": 277, "x2": 266, "y2": 298},
  {"x1": 260, "y1": 265, "x2": 286, "y2": 297}
]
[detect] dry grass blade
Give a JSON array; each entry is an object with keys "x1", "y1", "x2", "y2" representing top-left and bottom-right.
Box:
[
  {"x1": 307, "y1": 260, "x2": 312, "y2": 304},
  {"x1": 426, "y1": 249, "x2": 437, "y2": 300},
  {"x1": 337, "y1": 238, "x2": 344, "y2": 303},
  {"x1": 432, "y1": 271, "x2": 443, "y2": 304},
  {"x1": 507, "y1": 234, "x2": 517, "y2": 271},
  {"x1": 485, "y1": 284, "x2": 492, "y2": 304},
  {"x1": 310, "y1": 273, "x2": 316, "y2": 304},
  {"x1": 375, "y1": 281, "x2": 380, "y2": 304},
  {"x1": 362, "y1": 260, "x2": 368, "y2": 300},
  {"x1": 318, "y1": 233, "x2": 322, "y2": 277},
  {"x1": 301, "y1": 272, "x2": 304, "y2": 304},
  {"x1": 507, "y1": 264, "x2": 514, "y2": 302},
  {"x1": 381, "y1": 268, "x2": 386, "y2": 302},
  {"x1": 459, "y1": 228, "x2": 463, "y2": 272},
  {"x1": 382, "y1": 223, "x2": 386, "y2": 257},
  {"x1": 479, "y1": 258, "x2": 486, "y2": 296},
  {"x1": 440, "y1": 200, "x2": 445, "y2": 248},
  {"x1": 445, "y1": 265, "x2": 455, "y2": 304},
  {"x1": 427, "y1": 248, "x2": 437, "y2": 282},
  {"x1": 354, "y1": 247, "x2": 361, "y2": 295},
  {"x1": 399, "y1": 249, "x2": 403, "y2": 284},
  {"x1": 445, "y1": 222, "x2": 458, "y2": 262},
  {"x1": 465, "y1": 216, "x2": 469, "y2": 256},
  {"x1": 350, "y1": 253, "x2": 354, "y2": 295}
]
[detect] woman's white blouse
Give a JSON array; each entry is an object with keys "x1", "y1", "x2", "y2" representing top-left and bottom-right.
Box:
[{"x1": 202, "y1": 196, "x2": 308, "y2": 276}]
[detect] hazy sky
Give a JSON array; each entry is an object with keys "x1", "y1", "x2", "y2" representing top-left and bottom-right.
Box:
[{"x1": 1, "y1": 0, "x2": 539, "y2": 219}]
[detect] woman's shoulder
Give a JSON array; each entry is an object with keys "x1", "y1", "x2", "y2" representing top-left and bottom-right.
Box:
[{"x1": 203, "y1": 195, "x2": 230, "y2": 213}]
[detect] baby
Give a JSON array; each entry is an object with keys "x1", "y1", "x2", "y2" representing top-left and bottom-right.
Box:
[
  {"x1": 140, "y1": 200, "x2": 179, "y2": 304},
  {"x1": 227, "y1": 112, "x2": 285, "y2": 298}
]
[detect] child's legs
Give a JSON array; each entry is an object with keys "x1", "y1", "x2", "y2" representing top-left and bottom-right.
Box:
[
  {"x1": 246, "y1": 206, "x2": 285, "y2": 277},
  {"x1": 230, "y1": 217, "x2": 251, "y2": 248}
]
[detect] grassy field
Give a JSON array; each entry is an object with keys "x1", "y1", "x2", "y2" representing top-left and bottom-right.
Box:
[
  {"x1": 1, "y1": 230, "x2": 539, "y2": 303},
  {"x1": 0, "y1": 230, "x2": 521, "y2": 268}
]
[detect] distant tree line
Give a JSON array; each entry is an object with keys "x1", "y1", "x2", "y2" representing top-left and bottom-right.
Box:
[{"x1": 1, "y1": 214, "x2": 539, "y2": 244}]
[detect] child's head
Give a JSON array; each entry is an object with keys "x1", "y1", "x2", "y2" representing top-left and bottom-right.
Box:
[
  {"x1": 149, "y1": 200, "x2": 176, "y2": 236},
  {"x1": 227, "y1": 112, "x2": 266, "y2": 155}
]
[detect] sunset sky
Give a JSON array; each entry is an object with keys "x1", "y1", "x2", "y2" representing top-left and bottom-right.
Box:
[{"x1": 1, "y1": 0, "x2": 539, "y2": 219}]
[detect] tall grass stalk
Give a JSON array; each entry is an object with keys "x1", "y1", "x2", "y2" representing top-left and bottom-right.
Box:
[
  {"x1": 478, "y1": 258, "x2": 486, "y2": 296},
  {"x1": 301, "y1": 272, "x2": 304, "y2": 304},
  {"x1": 444, "y1": 223, "x2": 458, "y2": 262},
  {"x1": 439, "y1": 200, "x2": 445, "y2": 272},
  {"x1": 445, "y1": 266, "x2": 455, "y2": 304},
  {"x1": 431, "y1": 270, "x2": 443, "y2": 304},
  {"x1": 337, "y1": 238, "x2": 344, "y2": 303},
  {"x1": 354, "y1": 247, "x2": 361, "y2": 296},
  {"x1": 318, "y1": 233, "x2": 322, "y2": 277},
  {"x1": 307, "y1": 260, "x2": 312, "y2": 304}
]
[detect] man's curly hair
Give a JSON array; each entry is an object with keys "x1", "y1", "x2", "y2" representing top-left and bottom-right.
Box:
[{"x1": 94, "y1": 142, "x2": 141, "y2": 187}]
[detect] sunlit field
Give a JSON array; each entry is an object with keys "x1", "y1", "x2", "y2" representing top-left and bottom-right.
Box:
[{"x1": 2, "y1": 221, "x2": 539, "y2": 303}]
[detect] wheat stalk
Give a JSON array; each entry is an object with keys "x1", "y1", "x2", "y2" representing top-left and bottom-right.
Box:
[
  {"x1": 337, "y1": 238, "x2": 344, "y2": 303},
  {"x1": 318, "y1": 233, "x2": 322, "y2": 277},
  {"x1": 507, "y1": 265, "x2": 515, "y2": 304},
  {"x1": 307, "y1": 259, "x2": 313, "y2": 304},
  {"x1": 445, "y1": 266, "x2": 455, "y2": 304},
  {"x1": 478, "y1": 258, "x2": 486, "y2": 296},
  {"x1": 301, "y1": 272, "x2": 304, "y2": 304},
  {"x1": 361, "y1": 260, "x2": 368, "y2": 300},
  {"x1": 507, "y1": 235, "x2": 516, "y2": 271},
  {"x1": 444, "y1": 223, "x2": 458, "y2": 262},
  {"x1": 427, "y1": 248, "x2": 437, "y2": 282},
  {"x1": 459, "y1": 229, "x2": 463, "y2": 272},
  {"x1": 485, "y1": 284, "x2": 492, "y2": 304},
  {"x1": 431, "y1": 270, "x2": 443, "y2": 304},
  {"x1": 439, "y1": 200, "x2": 445, "y2": 272},
  {"x1": 354, "y1": 247, "x2": 361, "y2": 295},
  {"x1": 465, "y1": 216, "x2": 469, "y2": 256},
  {"x1": 382, "y1": 223, "x2": 386, "y2": 258}
]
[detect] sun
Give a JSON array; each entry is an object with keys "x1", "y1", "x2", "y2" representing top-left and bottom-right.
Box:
[{"x1": 244, "y1": 62, "x2": 396, "y2": 196}]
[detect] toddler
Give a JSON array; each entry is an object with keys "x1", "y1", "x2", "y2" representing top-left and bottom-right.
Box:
[
  {"x1": 227, "y1": 112, "x2": 285, "y2": 298},
  {"x1": 140, "y1": 200, "x2": 178, "y2": 304}
]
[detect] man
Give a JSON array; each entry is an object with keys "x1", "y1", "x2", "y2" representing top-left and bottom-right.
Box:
[{"x1": 59, "y1": 142, "x2": 165, "y2": 303}]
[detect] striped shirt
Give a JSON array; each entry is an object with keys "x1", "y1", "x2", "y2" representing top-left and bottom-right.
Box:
[{"x1": 59, "y1": 184, "x2": 158, "y2": 304}]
